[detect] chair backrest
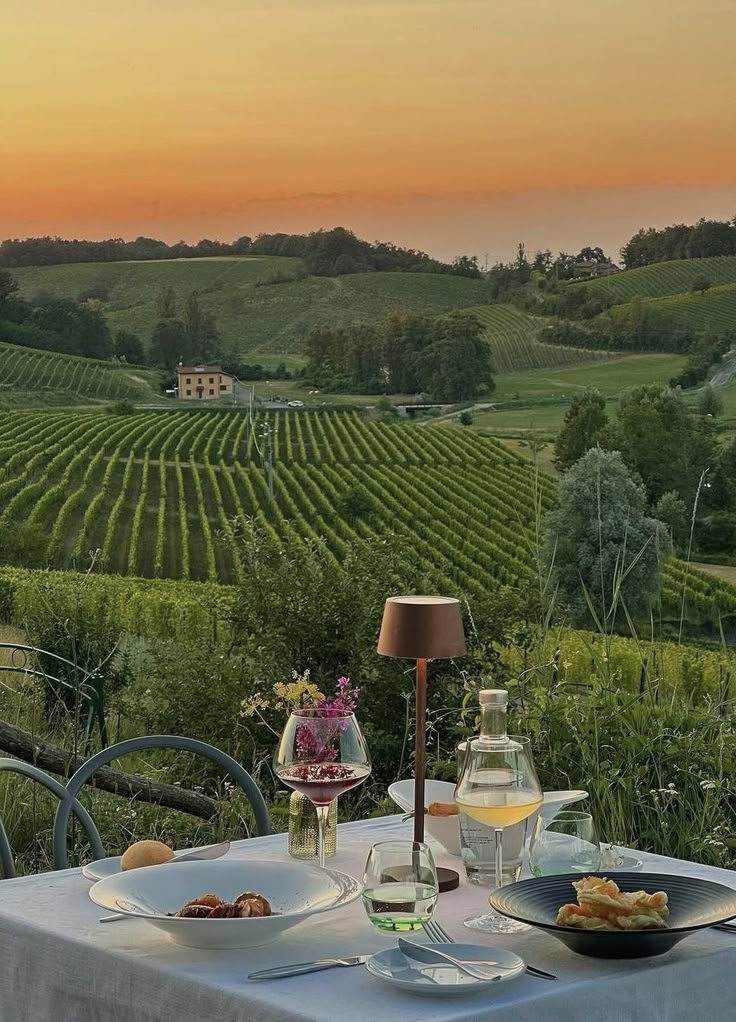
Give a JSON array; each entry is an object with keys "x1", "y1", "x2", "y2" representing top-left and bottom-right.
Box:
[
  {"x1": 0, "y1": 759, "x2": 104, "y2": 880},
  {"x1": 0, "y1": 736, "x2": 270, "y2": 877}
]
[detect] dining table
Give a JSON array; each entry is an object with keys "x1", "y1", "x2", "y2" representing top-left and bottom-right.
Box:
[{"x1": 0, "y1": 814, "x2": 735, "y2": 1022}]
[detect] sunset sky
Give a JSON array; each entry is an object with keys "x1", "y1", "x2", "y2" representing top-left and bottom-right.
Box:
[{"x1": 2, "y1": 0, "x2": 735, "y2": 261}]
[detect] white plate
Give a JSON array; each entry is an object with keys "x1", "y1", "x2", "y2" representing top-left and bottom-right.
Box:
[
  {"x1": 89, "y1": 858, "x2": 362, "y2": 949},
  {"x1": 83, "y1": 849, "x2": 188, "y2": 881},
  {"x1": 366, "y1": 942, "x2": 525, "y2": 996}
]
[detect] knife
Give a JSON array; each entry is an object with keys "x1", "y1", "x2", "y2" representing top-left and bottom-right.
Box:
[
  {"x1": 399, "y1": 939, "x2": 557, "y2": 981},
  {"x1": 98, "y1": 841, "x2": 231, "y2": 923},
  {"x1": 248, "y1": 956, "x2": 369, "y2": 980},
  {"x1": 398, "y1": 938, "x2": 503, "y2": 982}
]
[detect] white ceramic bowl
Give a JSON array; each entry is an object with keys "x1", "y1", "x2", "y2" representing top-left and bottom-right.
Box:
[
  {"x1": 89, "y1": 858, "x2": 362, "y2": 949},
  {"x1": 388, "y1": 780, "x2": 588, "y2": 856}
]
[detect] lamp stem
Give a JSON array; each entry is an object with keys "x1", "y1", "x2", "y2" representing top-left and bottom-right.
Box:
[{"x1": 414, "y1": 656, "x2": 427, "y2": 844}]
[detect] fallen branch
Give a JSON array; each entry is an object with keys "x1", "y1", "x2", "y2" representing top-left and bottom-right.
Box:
[{"x1": 0, "y1": 719, "x2": 217, "y2": 820}]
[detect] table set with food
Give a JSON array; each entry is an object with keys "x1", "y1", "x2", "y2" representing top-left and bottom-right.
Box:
[{"x1": 1, "y1": 673, "x2": 736, "y2": 1022}]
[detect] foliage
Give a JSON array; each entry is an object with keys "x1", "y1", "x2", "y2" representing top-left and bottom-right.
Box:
[
  {"x1": 150, "y1": 318, "x2": 187, "y2": 370},
  {"x1": 304, "y1": 312, "x2": 494, "y2": 400},
  {"x1": 458, "y1": 410, "x2": 473, "y2": 426},
  {"x1": 654, "y1": 492, "x2": 689, "y2": 551},
  {"x1": 553, "y1": 388, "x2": 608, "y2": 471},
  {"x1": 110, "y1": 399, "x2": 136, "y2": 416},
  {"x1": 621, "y1": 218, "x2": 736, "y2": 269},
  {"x1": 114, "y1": 329, "x2": 144, "y2": 364},
  {"x1": 542, "y1": 448, "x2": 672, "y2": 627},
  {"x1": 691, "y1": 276, "x2": 712, "y2": 296},
  {"x1": 670, "y1": 332, "x2": 732, "y2": 389},
  {"x1": 697, "y1": 386, "x2": 724, "y2": 417}
]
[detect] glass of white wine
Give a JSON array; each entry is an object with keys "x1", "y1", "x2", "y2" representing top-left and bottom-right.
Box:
[
  {"x1": 455, "y1": 734, "x2": 542, "y2": 933},
  {"x1": 362, "y1": 840, "x2": 438, "y2": 933}
]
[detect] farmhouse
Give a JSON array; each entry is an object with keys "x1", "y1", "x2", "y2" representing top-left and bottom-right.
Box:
[{"x1": 176, "y1": 363, "x2": 233, "y2": 400}]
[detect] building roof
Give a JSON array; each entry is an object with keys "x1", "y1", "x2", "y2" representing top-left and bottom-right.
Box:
[{"x1": 177, "y1": 364, "x2": 230, "y2": 374}]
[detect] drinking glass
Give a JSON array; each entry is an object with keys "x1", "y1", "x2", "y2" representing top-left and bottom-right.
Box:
[
  {"x1": 363, "y1": 840, "x2": 438, "y2": 932},
  {"x1": 529, "y1": 811, "x2": 601, "y2": 876},
  {"x1": 455, "y1": 734, "x2": 542, "y2": 933},
  {"x1": 274, "y1": 708, "x2": 371, "y2": 867}
]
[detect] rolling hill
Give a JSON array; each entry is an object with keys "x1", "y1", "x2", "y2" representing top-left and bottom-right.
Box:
[
  {"x1": 612, "y1": 282, "x2": 736, "y2": 335},
  {"x1": 580, "y1": 256, "x2": 736, "y2": 303},
  {"x1": 0, "y1": 341, "x2": 161, "y2": 406},
  {"x1": 9, "y1": 257, "x2": 495, "y2": 359},
  {"x1": 0, "y1": 406, "x2": 732, "y2": 629},
  {"x1": 466, "y1": 304, "x2": 610, "y2": 372}
]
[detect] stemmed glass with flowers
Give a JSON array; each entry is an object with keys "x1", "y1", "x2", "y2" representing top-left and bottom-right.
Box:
[{"x1": 274, "y1": 678, "x2": 371, "y2": 868}]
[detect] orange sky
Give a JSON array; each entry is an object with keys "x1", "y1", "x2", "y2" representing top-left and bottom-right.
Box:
[{"x1": 2, "y1": 0, "x2": 735, "y2": 260}]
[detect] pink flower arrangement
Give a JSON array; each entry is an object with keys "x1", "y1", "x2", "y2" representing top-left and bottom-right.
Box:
[{"x1": 295, "y1": 676, "x2": 360, "y2": 762}]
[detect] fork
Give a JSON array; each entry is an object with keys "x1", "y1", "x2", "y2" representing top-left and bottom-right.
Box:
[{"x1": 422, "y1": 918, "x2": 557, "y2": 981}]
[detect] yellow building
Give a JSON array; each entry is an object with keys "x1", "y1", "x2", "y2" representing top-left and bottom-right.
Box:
[{"x1": 177, "y1": 364, "x2": 234, "y2": 400}]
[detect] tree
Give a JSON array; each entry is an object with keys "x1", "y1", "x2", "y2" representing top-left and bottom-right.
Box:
[
  {"x1": 698, "y1": 386, "x2": 724, "y2": 417},
  {"x1": 150, "y1": 318, "x2": 188, "y2": 370},
  {"x1": 0, "y1": 268, "x2": 19, "y2": 311},
  {"x1": 654, "y1": 491, "x2": 689, "y2": 551},
  {"x1": 114, "y1": 329, "x2": 144, "y2": 363},
  {"x1": 337, "y1": 487, "x2": 375, "y2": 521},
  {"x1": 553, "y1": 389, "x2": 609, "y2": 471},
  {"x1": 613, "y1": 385, "x2": 719, "y2": 505},
  {"x1": 542, "y1": 448, "x2": 672, "y2": 627},
  {"x1": 458, "y1": 410, "x2": 474, "y2": 426},
  {"x1": 155, "y1": 286, "x2": 177, "y2": 320},
  {"x1": 692, "y1": 276, "x2": 712, "y2": 296}
]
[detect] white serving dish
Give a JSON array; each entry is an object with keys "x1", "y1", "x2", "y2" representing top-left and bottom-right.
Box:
[
  {"x1": 388, "y1": 779, "x2": 588, "y2": 856},
  {"x1": 89, "y1": 859, "x2": 362, "y2": 949}
]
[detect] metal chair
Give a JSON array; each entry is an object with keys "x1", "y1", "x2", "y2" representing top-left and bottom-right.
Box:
[
  {"x1": 0, "y1": 643, "x2": 107, "y2": 752},
  {"x1": 0, "y1": 736, "x2": 270, "y2": 878}
]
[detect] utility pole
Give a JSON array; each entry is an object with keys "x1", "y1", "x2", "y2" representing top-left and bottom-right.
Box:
[{"x1": 259, "y1": 421, "x2": 274, "y2": 500}]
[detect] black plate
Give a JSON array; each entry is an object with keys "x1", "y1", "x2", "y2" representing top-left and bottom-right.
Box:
[{"x1": 490, "y1": 872, "x2": 736, "y2": 959}]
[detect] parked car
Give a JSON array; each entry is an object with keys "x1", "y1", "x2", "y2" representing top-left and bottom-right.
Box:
[{"x1": 287, "y1": 400, "x2": 305, "y2": 408}]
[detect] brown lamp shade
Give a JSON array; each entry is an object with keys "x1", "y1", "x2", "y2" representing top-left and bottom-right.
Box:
[{"x1": 377, "y1": 596, "x2": 466, "y2": 660}]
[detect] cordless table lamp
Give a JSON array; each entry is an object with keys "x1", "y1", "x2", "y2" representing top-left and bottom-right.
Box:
[{"x1": 377, "y1": 596, "x2": 466, "y2": 891}]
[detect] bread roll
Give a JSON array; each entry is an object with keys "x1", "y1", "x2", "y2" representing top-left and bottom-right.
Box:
[{"x1": 121, "y1": 839, "x2": 175, "y2": 871}]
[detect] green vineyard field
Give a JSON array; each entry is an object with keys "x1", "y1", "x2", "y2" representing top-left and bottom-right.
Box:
[
  {"x1": 613, "y1": 282, "x2": 736, "y2": 334},
  {"x1": 0, "y1": 341, "x2": 161, "y2": 405},
  {"x1": 0, "y1": 407, "x2": 732, "y2": 625},
  {"x1": 10, "y1": 258, "x2": 495, "y2": 358},
  {"x1": 581, "y1": 256, "x2": 736, "y2": 303},
  {"x1": 466, "y1": 304, "x2": 610, "y2": 372}
]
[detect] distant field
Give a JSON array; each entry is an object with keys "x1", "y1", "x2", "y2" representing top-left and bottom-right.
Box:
[
  {"x1": 581, "y1": 256, "x2": 736, "y2": 303},
  {"x1": 10, "y1": 258, "x2": 495, "y2": 356},
  {"x1": 465, "y1": 304, "x2": 607, "y2": 372},
  {"x1": 466, "y1": 354, "x2": 686, "y2": 436},
  {"x1": 0, "y1": 341, "x2": 161, "y2": 406},
  {"x1": 613, "y1": 283, "x2": 736, "y2": 335}
]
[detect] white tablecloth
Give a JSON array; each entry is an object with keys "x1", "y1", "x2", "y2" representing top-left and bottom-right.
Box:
[{"x1": 0, "y1": 815, "x2": 735, "y2": 1022}]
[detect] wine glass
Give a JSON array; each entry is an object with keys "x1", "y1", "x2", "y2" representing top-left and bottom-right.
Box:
[
  {"x1": 363, "y1": 840, "x2": 438, "y2": 932},
  {"x1": 455, "y1": 734, "x2": 542, "y2": 933},
  {"x1": 274, "y1": 708, "x2": 371, "y2": 868},
  {"x1": 529, "y1": 811, "x2": 601, "y2": 876}
]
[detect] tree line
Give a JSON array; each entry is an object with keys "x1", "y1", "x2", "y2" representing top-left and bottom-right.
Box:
[
  {"x1": 0, "y1": 227, "x2": 482, "y2": 279},
  {"x1": 620, "y1": 217, "x2": 736, "y2": 269},
  {"x1": 553, "y1": 384, "x2": 736, "y2": 561},
  {"x1": 303, "y1": 313, "x2": 494, "y2": 401}
]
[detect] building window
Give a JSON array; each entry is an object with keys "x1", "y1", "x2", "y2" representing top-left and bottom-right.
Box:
[
  {"x1": 197, "y1": 377, "x2": 202, "y2": 384},
  {"x1": 186, "y1": 389, "x2": 191, "y2": 396},
  {"x1": 220, "y1": 384, "x2": 228, "y2": 391},
  {"x1": 185, "y1": 377, "x2": 191, "y2": 384},
  {"x1": 209, "y1": 377, "x2": 214, "y2": 383},
  {"x1": 209, "y1": 389, "x2": 215, "y2": 396}
]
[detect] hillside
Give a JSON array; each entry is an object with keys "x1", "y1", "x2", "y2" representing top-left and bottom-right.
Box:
[
  {"x1": 580, "y1": 255, "x2": 736, "y2": 303},
  {"x1": 9, "y1": 257, "x2": 495, "y2": 359},
  {"x1": 467, "y1": 304, "x2": 610, "y2": 372},
  {"x1": 0, "y1": 406, "x2": 732, "y2": 627},
  {"x1": 612, "y1": 282, "x2": 736, "y2": 335},
  {"x1": 0, "y1": 341, "x2": 161, "y2": 406}
]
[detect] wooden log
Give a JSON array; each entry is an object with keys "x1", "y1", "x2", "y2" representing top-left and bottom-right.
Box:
[{"x1": 0, "y1": 719, "x2": 218, "y2": 820}]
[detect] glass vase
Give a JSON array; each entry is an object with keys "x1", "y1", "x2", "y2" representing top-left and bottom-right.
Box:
[{"x1": 288, "y1": 791, "x2": 337, "y2": 859}]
